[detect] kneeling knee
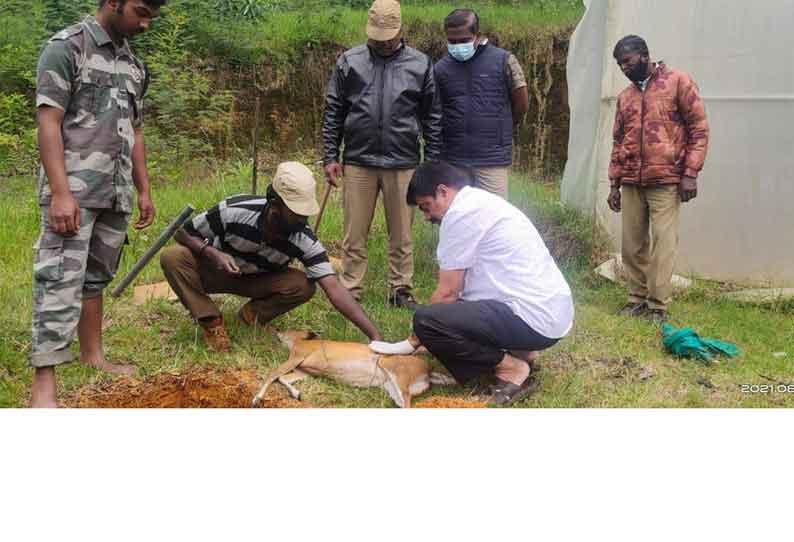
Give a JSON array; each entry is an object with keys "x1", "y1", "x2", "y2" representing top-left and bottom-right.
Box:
[
  {"x1": 290, "y1": 279, "x2": 316, "y2": 302},
  {"x1": 413, "y1": 307, "x2": 432, "y2": 340},
  {"x1": 159, "y1": 245, "x2": 181, "y2": 271}
]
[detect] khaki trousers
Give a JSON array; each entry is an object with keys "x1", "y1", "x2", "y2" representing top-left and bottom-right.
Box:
[
  {"x1": 160, "y1": 245, "x2": 316, "y2": 323},
  {"x1": 472, "y1": 166, "x2": 509, "y2": 200},
  {"x1": 340, "y1": 164, "x2": 415, "y2": 298},
  {"x1": 621, "y1": 184, "x2": 681, "y2": 311}
]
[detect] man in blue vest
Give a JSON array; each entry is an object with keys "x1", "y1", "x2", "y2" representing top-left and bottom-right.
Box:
[{"x1": 434, "y1": 9, "x2": 529, "y2": 200}]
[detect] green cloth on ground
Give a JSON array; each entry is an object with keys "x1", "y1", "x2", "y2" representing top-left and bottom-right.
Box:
[{"x1": 661, "y1": 323, "x2": 740, "y2": 362}]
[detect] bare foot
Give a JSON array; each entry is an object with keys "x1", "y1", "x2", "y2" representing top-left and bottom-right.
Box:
[
  {"x1": 82, "y1": 358, "x2": 136, "y2": 376},
  {"x1": 494, "y1": 353, "x2": 530, "y2": 386},
  {"x1": 30, "y1": 398, "x2": 58, "y2": 408},
  {"x1": 31, "y1": 367, "x2": 58, "y2": 408},
  {"x1": 509, "y1": 350, "x2": 539, "y2": 363}
]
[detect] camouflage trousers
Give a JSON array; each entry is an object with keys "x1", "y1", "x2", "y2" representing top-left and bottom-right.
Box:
[{"x1": 30, "y1": 206, "x2": 129, "y2": 368}]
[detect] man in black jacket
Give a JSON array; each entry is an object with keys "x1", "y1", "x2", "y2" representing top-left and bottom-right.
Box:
[{"x1": 322, "y1": 0, "x2": 442, "y2": 309}]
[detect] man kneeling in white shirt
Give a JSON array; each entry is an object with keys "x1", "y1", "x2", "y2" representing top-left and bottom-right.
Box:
[{"x1": 372, "y1": 161, "x2": 574, "y2": 405}]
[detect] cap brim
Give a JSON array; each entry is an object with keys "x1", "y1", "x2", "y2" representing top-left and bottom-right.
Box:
[
  {"x1": 283, "y1": 197, "x2": 320, "y2": 217},
  {"x1": 366, "y1": 23, "x2": 400, "y2": 41}
]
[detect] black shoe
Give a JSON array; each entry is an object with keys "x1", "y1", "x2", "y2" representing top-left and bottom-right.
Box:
[
  {"x1": 388, "y1": 287, "x2": 418, "y2": 309},
  {"x1": 644, "y1": 309, "x2": 668, "y2": 324},
  {"x1": 618, "y1": 301, "x2": 647, "y2": 318}
]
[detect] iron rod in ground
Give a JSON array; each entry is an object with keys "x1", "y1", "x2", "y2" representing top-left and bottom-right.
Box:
[
  {"x1": 110, "y1": 205, "x2": 195, "y2": 298},
  {"x1": 252, "y1": 93, "x2": 260, "y2": 194},
  {"x1": 314, "y1": 182, "x2": 333, "y2": 235}
]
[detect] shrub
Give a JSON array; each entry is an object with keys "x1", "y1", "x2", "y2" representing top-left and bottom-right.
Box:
[
  {"x1": 212, "y1": 0, "x2": 287, "y2": 20},
  {"x1": 141, "y1": 8, "x2": 236, "y2": 166},
  {"x1": 0, "y1": 129, "x2": 38, "y2": 177},
  {"x1": 0, "y1": 92, "x2": 38, "y2": 176}
]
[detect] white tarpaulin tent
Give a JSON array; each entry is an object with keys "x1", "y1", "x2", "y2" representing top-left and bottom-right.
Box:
[{"x1": 561, "y1": 0, "x2": 794, "y2": 286}]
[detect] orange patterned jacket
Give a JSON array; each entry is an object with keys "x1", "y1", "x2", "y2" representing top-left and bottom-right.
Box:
[{"x1": 609, "y1": 62, "x2": 709, "y2": 187}]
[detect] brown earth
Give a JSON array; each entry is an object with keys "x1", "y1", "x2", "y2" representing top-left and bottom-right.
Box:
[
  {"x1": 65, "y1": 366, "x2": 307, "y2": 408},
  {"x1": 414, "y1": 397, "x2": 488, "y2": 408},
  {"x1": 64, "y1": 366, "x2": 491, "y2": 409}
]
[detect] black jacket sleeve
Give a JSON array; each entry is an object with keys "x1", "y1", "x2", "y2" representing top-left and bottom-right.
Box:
[
  {"x1": 420, "y1": 58, "x2": 443, "y2": 161},
  {"x1": 322, "y1": 55, "x2": 348, "y2": 165}
]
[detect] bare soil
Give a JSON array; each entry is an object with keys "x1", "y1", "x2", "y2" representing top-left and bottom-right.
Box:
[
  {"x1": 65, "y1": 366, "x2": 307, "y2": 408},
  {"x1": 414, "y1": 397, "x2": 488, "y2": 408}
]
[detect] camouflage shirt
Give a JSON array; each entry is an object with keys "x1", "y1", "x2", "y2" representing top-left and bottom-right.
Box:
[{"x1": 36, "y1": 16, "x2": 149, "y2": 213}]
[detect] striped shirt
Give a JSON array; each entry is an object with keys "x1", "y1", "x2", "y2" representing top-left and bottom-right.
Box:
[{"x1": 183, "y1": 195, "x2": 335, "y2": 280}]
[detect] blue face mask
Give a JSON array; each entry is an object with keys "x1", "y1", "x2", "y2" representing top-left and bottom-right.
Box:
[{"x1": 448, "y1": 41, "x2": 476, "y2": 62}]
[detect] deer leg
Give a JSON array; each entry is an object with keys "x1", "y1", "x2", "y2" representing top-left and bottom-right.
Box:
[
  {"x1": 252, "y1": 355, "x2": 306, "y2": 407},
  {"x1": 276, "y1": 370, "x2": 308, "y2": 400}
]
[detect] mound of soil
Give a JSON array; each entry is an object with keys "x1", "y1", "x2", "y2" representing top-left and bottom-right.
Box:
[
  {"x1": 65, "y1": 366, "x2": 307, "y2": 408},
  {"x1": 414, "y1": 397, "x2": 488, "y2": 408}
]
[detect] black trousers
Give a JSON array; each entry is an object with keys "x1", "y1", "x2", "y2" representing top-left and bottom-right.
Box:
[{"x1": 413, "y1": 300, "x2": 559, "y2": 384}]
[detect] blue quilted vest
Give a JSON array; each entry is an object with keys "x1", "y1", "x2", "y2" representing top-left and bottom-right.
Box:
[{"x1": 434, "y1": 43, "x2": 513, "y2": 167}]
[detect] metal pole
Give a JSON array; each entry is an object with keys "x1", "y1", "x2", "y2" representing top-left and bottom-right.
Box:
[
  {"x1": 110, "y1": 205, "x2": 195, "y2": 298},
  {"x1": 251, "y1": 66, "x2": 260, "y2": 195},
  {"x1": 313, "y1": 182, "x2": 333, "y2": 235},
  {"x1": 252, "y1": 94, "x2": 260, "y2": 194}
]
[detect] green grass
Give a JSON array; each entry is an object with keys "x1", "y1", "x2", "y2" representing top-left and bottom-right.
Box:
[
  {"x1": 1, "y1": 162, "x2": 793, "y2": 408},
  {"x1": 190, "y1": 2, "x2": 583, "y2": 64}
]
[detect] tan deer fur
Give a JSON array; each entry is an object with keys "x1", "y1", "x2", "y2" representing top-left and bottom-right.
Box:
[{"x1": 252, "y1": 331, "x2": 455, "y2": 408}]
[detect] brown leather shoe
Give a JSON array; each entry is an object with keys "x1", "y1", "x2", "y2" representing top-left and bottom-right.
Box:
[
  {"x1": 238, "y1": 302, "x2": 275, "y2": 332},
  {"x1": 200, "y1": 316, "x2": 231, "y2": 352}
]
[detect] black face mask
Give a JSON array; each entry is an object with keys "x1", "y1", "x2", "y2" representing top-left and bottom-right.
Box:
[{"x1": 627, "y1": 59, "x2": 650, "y2": 82}]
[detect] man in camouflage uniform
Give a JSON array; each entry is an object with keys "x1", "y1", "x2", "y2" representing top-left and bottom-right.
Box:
[{"x1": 31, "y1": 0, "x2": 166, "y2": 407}]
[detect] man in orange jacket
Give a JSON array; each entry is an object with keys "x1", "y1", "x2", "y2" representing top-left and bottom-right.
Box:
[{"x1": 608, "y1": 35, "x2": 709, "y2": 322}]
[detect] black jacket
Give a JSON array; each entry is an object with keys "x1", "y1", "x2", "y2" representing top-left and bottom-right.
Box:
[{"x1": 322, "y1": 43, "x2": 442, "y2": 169}]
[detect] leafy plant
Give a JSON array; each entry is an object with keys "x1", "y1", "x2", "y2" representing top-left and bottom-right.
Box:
[
  {"x1": 0, "y1": 93, "x2": 33, "y2": 134},
  {"x1": 41, "y1": 0, "x2": 96, "y2": 34},
  {"x1": 212, "y1": 0, "x2": 286, "y2": 20},
  {"x1": 0, "y1": 129, "x2": 38, "y2": 176},
  {"x1": 141, "y1": 8, "x2": 236, "y2": 165},
  {"x1": 0, "y1": 1, "x2": 50, "y2": 94}
]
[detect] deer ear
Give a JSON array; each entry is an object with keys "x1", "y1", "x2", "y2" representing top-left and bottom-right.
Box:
[{"x1": 381, "y1": 368, "x2": 407, "y2": 408}]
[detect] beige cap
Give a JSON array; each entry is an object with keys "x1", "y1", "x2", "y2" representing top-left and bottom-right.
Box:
[
  {"x1": 366, "y1": 0, "x2": 401, "y2": 41},
  {"x1": 272, "y1": 161, "x2": 320, "y2": 216}
]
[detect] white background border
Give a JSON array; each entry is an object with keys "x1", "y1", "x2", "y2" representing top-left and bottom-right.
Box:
[{"x1": 2, "y1": 409, "x2": 792, "y2": 541}]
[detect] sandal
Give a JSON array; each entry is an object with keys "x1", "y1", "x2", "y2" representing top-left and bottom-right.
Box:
[
  {"x1": 487, "y1": 375, "x2": 540, "y2": 406},
  {"x1": 465, "y1": 375, "x2": 496, "y2": 401}
]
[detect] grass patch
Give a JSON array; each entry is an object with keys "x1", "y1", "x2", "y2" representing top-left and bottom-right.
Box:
[
  {"x1": 189, "y1": 2, "x2": 584, "y2": 64},
  {"x1": 1, "y1": 163, "x2": 792, "y2": 408}
]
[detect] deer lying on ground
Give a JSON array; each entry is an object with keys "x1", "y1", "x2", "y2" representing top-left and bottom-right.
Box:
[{"x1": 252, "y1": 331, "x2": 456, "y2": 408}]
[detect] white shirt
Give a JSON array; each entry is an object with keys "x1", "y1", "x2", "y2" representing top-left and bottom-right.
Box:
[{"x1": 437, "y1": 186, "x2": 574, "y2": 338}]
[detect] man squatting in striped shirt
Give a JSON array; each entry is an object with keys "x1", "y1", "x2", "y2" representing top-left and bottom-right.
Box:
[{"x1": 159, "y1": 162, "x2": 383, "y2": 351}]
